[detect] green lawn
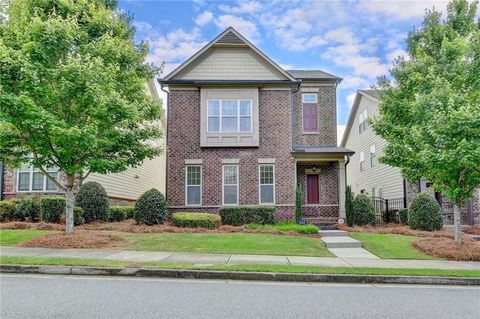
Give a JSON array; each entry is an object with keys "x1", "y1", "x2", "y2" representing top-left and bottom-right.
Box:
[
  {"x1": 1, "y1": 256, "x2": 479, "y2": 278},
  {"x1": 349, "y1": 232, "x2": 437, "y2": 260},
  {"x1": 0, "y1": 230, "x2": 55, "y2": 246},
  {"x1": 120, "y1": 232, "x2": 332, "y2": 257}
]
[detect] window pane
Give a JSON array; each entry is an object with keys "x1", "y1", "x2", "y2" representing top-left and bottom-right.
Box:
[
  {"x1": 224, "y1": 185, "x2": 237, "y2": 204},
  {"x1": 208, "y1": 117, "x2": 220, "y2": 132},
  {"x1": 19, "y1": 163, "x2": 30, "y2": 171},
  {"x1": 46, "y1": 172, "x2": 58, "y2": 190},
  {"x1": 18, "y1": 172, "x2": 30, "y2": 191},
  {"x1": 223, "y1": 166, "x2": 237, "y2": 184},
  {"x1": 370, "y1": 144, "x2": 376, "y2": 154},
  {"x1": 32, "y1": 172, "x2": 43, "y2": 191},
  {"x1": 222, "y1": 117, "x2": 237, "y2": 132},
  {"x1": 187, "y1": 186, "x2": 201, "y2": 205},
  {"x1": 222, "y1": 100, "x2": 237, "y2": 116},
  {"x1": 208, "y1": 100, "x2": 220, "y2": 116},
  {"x1": 303, "y1": 94, "x2": 317, "y2": 103},
  {"x1": 260, "y1": 185, "x2": 274, "y2": 204},
  {"x1": 260, "y1": 165, "x2": 274, "y2": 184},
  {"x1": 240, "y1": 100, "x2": 251, "y2": 115},
  {"x1": 240, "y1": 117, "x2": 251, "y2": 132},
  {"x1": 187, "y1": 166, "x2": 201, "y2": 186}
]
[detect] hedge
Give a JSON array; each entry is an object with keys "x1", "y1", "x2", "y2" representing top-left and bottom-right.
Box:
[
  {"x1": 218, "y1": 206, "x2": 275, "y2": 226},
  {"x1": 75, "y1": 181, "x2": 109, "y2": 222},
  {"x1": 399, "y1": 208, "x2": 409, "y2": 225},
  {"x1": 16, "y1": 196, "x2": 41, "y2": 222},
  {"x1": 172, "y1": 212, "x2": 221, "y2": 228},
  {"x1": 135, "y1": 189, "x2": 167, "y2": 225},
  {"x1": 108, "y1": 206, "x2": 133, "y2": 222},
  {"x1": 352, "y1": 195, "x2": 376, "y2": 226},
  {"x1": 408, "y1": 192, "x2": 443, "y2": 231},
  {"x1": 0, "y1": 200, "x2": 19, "y2": 222},
  {"x1": 40, "y1": 197, "x2": 65, "y2": 223}
]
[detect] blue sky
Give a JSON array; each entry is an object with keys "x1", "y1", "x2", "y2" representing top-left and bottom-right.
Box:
[{"x1": 118, "y1": 0, "x2": 458, "y2": 137}]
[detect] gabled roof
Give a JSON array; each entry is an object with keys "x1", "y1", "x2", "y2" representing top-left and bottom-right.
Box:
[
  {"x1": 340, "y1": 89, "x2": 383, "y2": 147},
  {"x1": 287, "y1": 70, "x2": 342, "y2": 82},
  {"x1": 161, "y1": 27, "x2": 297, "y2": 83}
]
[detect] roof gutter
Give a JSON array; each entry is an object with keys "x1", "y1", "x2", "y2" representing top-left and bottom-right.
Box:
[
  {"x1": 158, "y1": 79, "x2": 301, "y2": 86},
  {"x1": 291, "y1": 82, "x2": 301, "y2": 151}
]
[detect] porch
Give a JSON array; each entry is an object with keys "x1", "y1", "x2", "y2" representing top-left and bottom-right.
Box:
[{"x1": 292, "y1": 146, "x2": 353, "y2": 226}]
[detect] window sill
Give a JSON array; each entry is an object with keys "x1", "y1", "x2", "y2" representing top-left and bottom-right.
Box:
[{"x1": 302, "y1": 132, "x2": 320, "y2": 135}]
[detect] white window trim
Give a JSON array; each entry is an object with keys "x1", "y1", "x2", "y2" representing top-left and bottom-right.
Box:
[
  {"x1": 222, "y1": 165, "x2": 239, "y2": 206},
  {"x1": 258, "y1": 164, "x2": 275, "y2": 205},
  {"x1": 185, "y1": 165, "x2": 202, "y2": 207},
  {"x1": 16, "y1": 166, "x2": 58, "y2": 192},
  {"x1": 301, "y1": 93, "x2": 319, "y2": 134},
  {"x1": 207, "y1": 99, "x2": 253, "y2": 133}
]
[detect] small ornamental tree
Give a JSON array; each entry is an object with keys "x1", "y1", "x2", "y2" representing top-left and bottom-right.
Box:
[
  {"x1": 0, "y1": 0, "x2": 163, "y2": 235},
  {"x1": 345, "y1": 185, "x2": 355, "y2": 226},
  {"x1": 295, "y1": 186, "x2": 304, "y2": 223},
  {"x1": 371, "y1": 0, "x2": 480, "y2": 243}
]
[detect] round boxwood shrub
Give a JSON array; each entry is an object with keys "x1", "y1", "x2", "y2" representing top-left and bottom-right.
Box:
[
  {"x1": 134, "y1": 189, "x2": 167, "y2": 225},
  {"x1": 0, "y1": 199, "x2": 19, "y2": 222},
  {"x1": 74, "y1": 207, "x2": 85, "y2": 226},
  {"x1": 408, "y1": 192, "x2": 443, "y2": 231},
  {"x1": 40, "y1": 197, "x2": 65, "y2": 223},
  {"x1": 75, "y1": 181, "x2": 109, "y2": 223},
  {"x1": 353, "y1": 194, "x2": 376, "y2": 226},
  {"x1": 16, "y1": 196, "x2": 41, "y2": 222}
]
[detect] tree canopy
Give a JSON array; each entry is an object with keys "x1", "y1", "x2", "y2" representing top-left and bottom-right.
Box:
[
  {"x1": 0, "y1": 0, "x2": 164, "y2": 234},
  {"x1": 372, "y1": 0, "x2": 480, "y2": 241}
]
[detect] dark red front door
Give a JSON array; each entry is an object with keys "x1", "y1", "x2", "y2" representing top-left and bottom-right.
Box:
[{"x1": 307, "y1": 174, "x2": 319, "y2": 204}]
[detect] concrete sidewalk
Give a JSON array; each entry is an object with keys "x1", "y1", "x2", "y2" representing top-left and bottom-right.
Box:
[{"x1": 1, "y1": 246, "x2": 479, "y2": 270}]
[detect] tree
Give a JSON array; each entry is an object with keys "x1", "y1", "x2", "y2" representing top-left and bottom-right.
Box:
[
  {"x1": 0, "y1": 0, "x2": 163, "y2": 235},
  {"x1": 372, "y1": 0, "x2": 480, "y2": 243}
]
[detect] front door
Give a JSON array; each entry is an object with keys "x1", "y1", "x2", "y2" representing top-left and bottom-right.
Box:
[{"x1": 306, "y1": 174, "x2": 319, "y2": 204}]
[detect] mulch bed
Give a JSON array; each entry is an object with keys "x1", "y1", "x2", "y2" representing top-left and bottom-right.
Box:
[
  {"x1": 338, "y1": 224, "x2": 480, "y2": 261},
  {"x1": 413, "y1": 237, "x2": 480, "y2": 261},
  {"x1": 0, "y1": 222, "x2": 65, "y2": 231},
  {"x1": 463, "y1": 226, "x2": 480, "y2": 235},
  {"x1": 19, "y1": 230, "x2": 123, "y2": 249}
]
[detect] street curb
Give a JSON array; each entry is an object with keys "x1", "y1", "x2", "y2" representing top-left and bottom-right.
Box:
[{"x1": 1, "y1": 264, "x2": 480, "y2": 285}]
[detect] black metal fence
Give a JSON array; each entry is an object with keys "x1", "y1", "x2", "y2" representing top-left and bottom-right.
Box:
[{"x1": 371, "y1": 197, "x2": 406, "y2": 225}]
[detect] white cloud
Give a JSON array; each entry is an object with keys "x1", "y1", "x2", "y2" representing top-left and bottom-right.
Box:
[
  {"x1": 358, "y1": 0, "x2": 449, "y2": 20},
  {"x1": 219, "y1": 1, "x2": 264, "y2": 15},
  {"x1": 195, "y1": 11, "x2": 213, "y2": 26},
  {"x1": 386, "y1": 48, "x2": 408, "y2": 63},
  {"x1": 340, "y1": 76, "x2": 372, "y2": 89},
  {"x1": 214, "y1": 15, "x2": 259, "y2": 42}
]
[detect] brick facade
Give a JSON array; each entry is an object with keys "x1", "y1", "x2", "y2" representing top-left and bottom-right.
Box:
[{"x1": 166, "y1": 85, "x2": 342, "y2": 221}]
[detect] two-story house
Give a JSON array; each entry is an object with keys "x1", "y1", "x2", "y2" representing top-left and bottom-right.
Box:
[
  {"x1": 341, "y1": 90, "x2": 479, "y2": 225},
  {"x1": 160, "y1": 27, "x2": 353, "y2": 225}
]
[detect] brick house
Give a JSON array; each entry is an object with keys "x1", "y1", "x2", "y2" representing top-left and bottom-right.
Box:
[
  {"x1": 0, "y1": 80, "x2": 166, "y2": 205},
  {"x1": 341, "y1": 90, "x2": 479, "y2": 225},
  {"x1": 159, "y1": 27, "x2": 353, "y2": 225}
]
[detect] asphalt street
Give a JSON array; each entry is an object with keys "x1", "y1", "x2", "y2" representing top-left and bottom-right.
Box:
[{"x1": 1, "y1": 274, "x2": 479, "y2": 319}]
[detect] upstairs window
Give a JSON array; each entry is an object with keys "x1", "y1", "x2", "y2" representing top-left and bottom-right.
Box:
[
  {"x1": 302, "y1": 94, "x2": 318, "y2": 133},
  {"x1": 207, "y1": 100, "x2": 252, "y2": 133},
  {"x1": 370, "y1": 144, "x2": 377, "y2": 167},
  {"x1": 17, "y1": 164, "x2": 58, "y2": 192},
  {"x1": 358, "y1": 109, "x2": 368, "y2": 134},
  {"x1": 359, "y1": 151, "x2": 365, "y2": 172}
]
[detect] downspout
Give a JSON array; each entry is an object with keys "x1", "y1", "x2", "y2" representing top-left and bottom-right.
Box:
[
  {"x1": 160, "y1": 82, "x2": 169, "y2": 200},
  {"x1": 344, "y1": 154, "x2": 350, "y2": 188},
  {"x1": 291, "y1": 82, "x2": 301, "y2": 151},
  {"x1": 0, "y1": 162, "x2": 4, "y2": 201}
]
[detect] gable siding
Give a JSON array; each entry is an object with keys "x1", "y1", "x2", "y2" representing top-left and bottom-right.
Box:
[
  {"x1": 177, "y1": 48, "x2": 285, "y2": 80},
  {"x1": 344, "y1": 95, "x2": 404, "y2": 199}
]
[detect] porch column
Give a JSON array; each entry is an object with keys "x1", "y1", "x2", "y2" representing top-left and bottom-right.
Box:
[{"x1": 338, "y1": 160, "x2": 346, "y2": 219}]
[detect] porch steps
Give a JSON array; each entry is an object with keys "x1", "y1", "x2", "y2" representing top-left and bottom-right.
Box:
[
  {"x1": 318, "y1": 230, "x2": 348, "y2": 237},
  {"x1": 305, "y1": 217, "x2": 337, "y2": 229},
  {"x1": 321, "y1": 236, "x2": 362, "y2": 249}
]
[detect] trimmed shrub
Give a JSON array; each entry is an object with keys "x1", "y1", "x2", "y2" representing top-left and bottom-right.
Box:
[
  {"x1": 16, "y1": 196, "x2": 41, "y2": 222},
  {"x1": 74, "y1": 207, "x2": 85, "y2": 225},
  {"x1": 134, "y1": 189, "x2": 167, "y2": 225},
  {"x1": 75, "y1": 181, "x2": 109, "y2": 223},
  {"x1": 408, "y1": 192, "x2": 443, "y2": 231},
  {"x1": 219, "y1": 206, "x2": 275, "y2": 226},
  {"x1": 40, "y1": 197, "x2": 65, "y2": 223},
  {"x1": 0, "y1": 200, "x2": 19, "y2": 222},
  {"x1": 295, "y1": 186, "x2": 304, "y2": 223},
  {"x1": 399, "y1": 208, "x2": 409, "y2": 225},
  {"x1": 108, "y1": 206, "x2": 132, "y2": 222},
  {"x1": 345, "y1": 185, "x2": 355, "y2": 226},
  {"x1": 172, "y1": 212, "x2": 221, "y2": 229},
  {"x1": 246, "y1": 222, "x2": 319, "y2": 234},
  {"x1": 352, "y1": 194, "x2": 376, "y2": 226}
]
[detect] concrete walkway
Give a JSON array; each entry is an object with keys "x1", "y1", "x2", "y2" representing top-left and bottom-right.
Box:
[
  {"x1": 319, "y1": 230, "x2": 380, "y2": 259},
  {"x1": 1, "y1": 246, "x2": 479, "y2": 270}
]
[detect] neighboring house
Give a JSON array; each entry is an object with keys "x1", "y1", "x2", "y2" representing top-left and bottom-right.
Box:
[
  {"x1": 0, "y1": 80, "x2": 166, "y2": 205},
  {"x1": 159, "y1": 27, "x2": 353, "y2": 225},
  {"x1": 341, "y1": 90, "x2": 479, "y2": 225}
]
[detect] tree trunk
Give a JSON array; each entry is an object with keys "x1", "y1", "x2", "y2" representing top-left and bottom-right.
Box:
[
  {"x1": 65, "y1": 174, "x2": 75, "y2": 236},
  {"x1": 453, "y1": 203, "x2": 462, "y2": 244}
]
